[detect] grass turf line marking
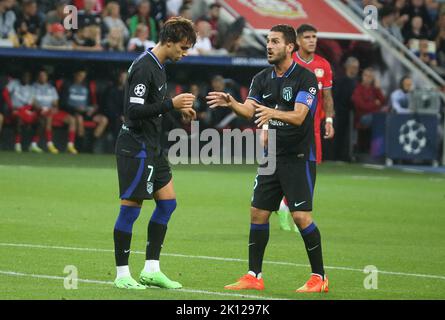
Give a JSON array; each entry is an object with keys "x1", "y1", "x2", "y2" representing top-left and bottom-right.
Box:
[
  {"x1": 0, "y1": 270, "x2": 283, "y2": 300},
  {"x1": 350, "y1": 176, "x2": 390, "y2": 180},
  {"x1": 1, "y1": 242, "x2": 445, "y2": 281}
]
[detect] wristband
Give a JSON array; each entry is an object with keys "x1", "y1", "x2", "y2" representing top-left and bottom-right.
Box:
[{"x1": 325, "y1": 117, "x2": 333, "y2": 124}]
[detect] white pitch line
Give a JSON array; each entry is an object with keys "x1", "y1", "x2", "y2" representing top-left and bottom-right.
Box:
[
  {"x1": 0, "y1": 270, "x2": 283, "y2": 300},
  {"x1": 350, "y1": 175, "x2": 390, "y2": 180},
  {"x1": 1, "y1": 242, "x2": 445, "y2": 281}
]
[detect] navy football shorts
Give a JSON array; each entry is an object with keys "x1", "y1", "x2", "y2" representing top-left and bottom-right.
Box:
[
  {"x1": 116, "y1": 132, "x2": 171, "y2": 200},
  {"x1": 251, "y1": 157, "x2": 316, "y2": 212}
]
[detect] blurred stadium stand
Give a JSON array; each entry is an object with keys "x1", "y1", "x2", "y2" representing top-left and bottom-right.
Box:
[{"x1": 0, "y1": 0, "x2": 444, "y2": 166}]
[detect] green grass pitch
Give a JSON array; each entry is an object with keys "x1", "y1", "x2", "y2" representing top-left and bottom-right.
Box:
[{"x1": 0, "y1": 152, "x2": 444, "y2": 300}]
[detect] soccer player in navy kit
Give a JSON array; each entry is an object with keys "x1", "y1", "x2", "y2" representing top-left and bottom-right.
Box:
[
  {"x1": 207, "y1": 24, "x2": 328, "y2": 293},
  {"x1": 113, "y1": 17, "x2": 197, "y2": 290}
]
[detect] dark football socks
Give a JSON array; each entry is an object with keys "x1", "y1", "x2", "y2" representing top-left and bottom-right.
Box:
[
  {"x1": 146, "y1": 221, "x2": 167, "y2": 260},
  {"x1": 248, "y1": 223, "x2": 270, "y2": 277},
  {"x1": 300, "y1": 222, "x2": 325, "y2": 278},
  {"x1": 113, "y1": 205, "x2": 141, "y2": 266}
]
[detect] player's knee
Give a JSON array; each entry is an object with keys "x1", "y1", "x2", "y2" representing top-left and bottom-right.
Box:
[
  {"x1": 114, "y1": 205, "x2": 142, "y2": 233},
  {"x1": 150, "y1": 199, "x2": 177, "y2": 225},
  {"x1": 292, "y1": 212, "x2": 312, "y2": 228},
  {"x1": 250, "y1": 207, "x2": 270, "y2": 224}
]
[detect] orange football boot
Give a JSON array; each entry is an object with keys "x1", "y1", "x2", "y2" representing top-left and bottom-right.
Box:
[
  {"x1": 296, "y1": 274, "x2": 329, "y2": 293},
  {"x1": 224, "y1": 274, "x2": 265, "y2": 290}
]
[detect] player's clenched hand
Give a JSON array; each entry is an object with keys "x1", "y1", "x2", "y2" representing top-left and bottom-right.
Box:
[
  {"x1": 324, "y1": 122, "x2": 334, "y2": 139},
  {"x1": 180, "y1": 107, "x2": 196, "y2": 123},
  {"x1": 206, "y1": 91, "x2": 232, "y2": 108},
  {"x1": 254, "y1": 103, "x2": 275, "y2": 128},
  {"x1": 172, "y1": 93, "x2": 195, "y2": 109}
]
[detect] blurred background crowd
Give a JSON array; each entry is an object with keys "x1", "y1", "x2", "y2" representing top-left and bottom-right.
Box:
[{"x1": 0, "y1": 0, "x2": 444, "y2": 164}]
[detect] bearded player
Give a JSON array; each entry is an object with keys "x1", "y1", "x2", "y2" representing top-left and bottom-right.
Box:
[{"x1": 276, "y1": 24, "x2": 335, "y2": 232}]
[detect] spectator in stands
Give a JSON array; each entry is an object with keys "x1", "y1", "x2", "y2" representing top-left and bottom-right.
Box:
[
  {"x1": 127, "y1": 23, "x2": 155, "y2": 52},
  {"x1": 109, "y1": 0, "x2": 136, "y2": 23},
  {"x1": 207, "y1": 75, "x2": 244, "y2": 129},
  {"x1": 60, "y1": 69, "x2": 108, "y2": 152},
  {"x1": 401, "y1": 0, "x2": 433, "y2": 30},
  {"x1": 127, "y1": 0, "x2": 158, "y2": 43},
  {"x1": 351, "y1": 67, "x2": 388, "y2": 153},
  {"x1": 45, "y1": 0, "x2": 69, "y2": 27},
  {"x1": 78, "y1": 0, "x2": 103, "y2": 28},
  {"x1": 0, "y1": 0, "x2": 18, "y2": 47},
  {"x1": 73, "y1": 0, "x2": 104, "y2": 12},
  {"x1": 102, "y1": 69, "x2": 126, "y2": 143},
  {"x1": 4, "y1": 71, "x2": 43, "y2": 153},
  {"x1": 102, "y1": 1, "x2": 129, "y2": 43},
  {"x1": 417, "y1": 38, "x2": 445, "y2": 75},
  {"x1": 390, "y1": 75, "x2": 414, "y2": 114},
  {"x1": 425, "y1": 0, "x2": 440, "y2": 25},
  {"x1": 435, "y1": 26, "x2": 445, "y2": 66},
  {"x1": 198, "y1": 2, "x2": 222, "y2": 48},
  {"x1": 150, "y1": 0, "x2": 168, "y2": 29},
  {"x1": 188, "y1": 20, "x2": 213, "y2": 56},
  {"x1": 394, "y1": 0, "x2": 409, "y2": 19},
  {"x1": 430, "y1": 12, "x2": 445, "y2": 39},
  {"x1": 166, "y1": 0, "x2": 185, "y2": 17},
  {"x1": 102, "y1": 26, "x2": 125, "y2": 51},
  {"x1": 178, "y1": 4, "x2": 193, "y2": 21},
  {"x1": 333, "y1": 56, "x2": 360, "y2": 162},
  {"x1": 41, "y1": 23, "x2": 72, "y2": 50},
  {"x1": 417, "y1": 38, "x2": 437, "y2": 66},
  {"x1": 190, "y1": 82, "x2": 210, "y2": 129},
  {"x1": 220, "y1": 17, "x2": 246, "y2": 56},
  {"x1": 33, "y1": 69, "x2": 78, "y2": 154},
  {"x1": 73, "y1": 24, "x2": 103, "y2": 51},
  {"x1": 403, "y1": 15, "x2": 429, "y2": 45},
  {"x1": 14, "y1": 0, "x2": 42, "y2": 48},
  {"x1": 74, "y1": 0, "x2": 103, "y2": 50},
  {"x1": 380, "y1": 5, "x2": 405, "y2": 43}
]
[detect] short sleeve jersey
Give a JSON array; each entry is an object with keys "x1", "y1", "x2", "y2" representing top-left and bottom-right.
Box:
[
  {"x1": 247, "y1": 61, "x2": 318, "y2": 160},
  {"x1": 293, "y1": 52, "x2": 333, "y2": 120},
  {"x1": 123, "y1": 49, "x2": 168, "y2": 152},
  {"x1": 7, "y1": 79, "x2": 34, "y2": 109},
  {"x1": 33, "y1": 83, "x2": 58, "y2": 108}
]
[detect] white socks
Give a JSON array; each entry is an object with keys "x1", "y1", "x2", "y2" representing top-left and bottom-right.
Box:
[
  {"x1": 116, "y1": 260, "x2": 160, "y2": 279},
  {"x1": 248, "y1": 271, "x2": 262, "y2": 279},
  {"x1": 116, "y1": 265, "x2": 130, "y2": 279},
  {"x1": 144, "y1": 260, "x2": 160, "y2": 273}
]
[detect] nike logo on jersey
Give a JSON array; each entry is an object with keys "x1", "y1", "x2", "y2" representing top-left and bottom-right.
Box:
[
  {"x1": 248, "y1": 243, "x2": 255, "y2": 247},
  {"x1": 262, "y1": 93, "x2": 272, "y2": 99},
  {"x1": 124, "y1": 249, "x2": 131, "y2": 253},
  {"x1": 158, "y1": 84, "x2": 165, "y2": 91},
  {"x1": 294, "y1": 201, "x2": 306, "y2": 208}
]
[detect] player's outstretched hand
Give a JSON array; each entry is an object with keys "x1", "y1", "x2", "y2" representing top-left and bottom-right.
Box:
[
  {"x1": 180, "y1": 107, "x2": 197, "y2": 123},
  {"x1": 206, "y1": 91, "x2": 232, "y2": 108},
  {"x1": 254, "y1": 103, "x2": 275, "y2": 128},
  {"x1": 173, "y1": 93, "x2": 195, "y2": 110}
]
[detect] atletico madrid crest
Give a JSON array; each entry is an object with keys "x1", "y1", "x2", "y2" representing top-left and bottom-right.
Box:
[{"x1": 283, "y1": 87, "x2": 292, "y2": 101}]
